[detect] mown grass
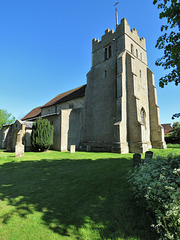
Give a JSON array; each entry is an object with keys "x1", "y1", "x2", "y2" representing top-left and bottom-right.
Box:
[{"x1": 0, "y1": 148, "x2": 179, "y2": 240}]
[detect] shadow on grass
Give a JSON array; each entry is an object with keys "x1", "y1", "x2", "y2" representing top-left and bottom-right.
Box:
[{"x1": 0, "y1": 157, "x2": 157, "y2": 239}]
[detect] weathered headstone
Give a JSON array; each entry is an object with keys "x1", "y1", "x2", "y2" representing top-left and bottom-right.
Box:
[
  {"x1": 15, "y1": 130, "x2": 25, "y2": 157},
  {"x1": 86, "y1": 145, "x2": 91, "y2": 152},
  {"x1": 70, "y1": 145, "x2": 75, "y2": 153},
  {"x1": 15, "y1": 143, "x2": 24, "y2": 157},
  {"x1": 145, "y1": 151, "x2": 153, "y2": 160},
  {"x1": 133, "y1": 153, "x2": 141, "y2": 167}
]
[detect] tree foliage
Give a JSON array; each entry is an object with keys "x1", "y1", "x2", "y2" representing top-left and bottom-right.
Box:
[
  {"x1": 165, "y1": 121, "x2": 180, "y2": 143},
  {"x1": 31, "y1": 117, "x2": 54, "y2": 151},
  {"x1": 153, "y1": 0, "x2": 180, "y2": 87},
  {"x1": 173, "y1": 121, "x2": 180, "y2": 128},
  {"x1": 172, "y1": 113, "x2": 180, "y2": 119},
  {"x1": 0, "y1": 109, "x2": 16, "y2": 129},
  {"x1": 171, "y1": 124, "x2": 180, "y2": 143}
]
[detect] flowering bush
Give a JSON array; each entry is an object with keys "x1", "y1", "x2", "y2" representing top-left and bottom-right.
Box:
[{"x1": 128, "y1": 154, "x2": 180, "y2": 239}]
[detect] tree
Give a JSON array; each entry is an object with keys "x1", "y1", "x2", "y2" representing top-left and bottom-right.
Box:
[
  {"x1": 172, "y1": 113, "x2": 180, "y2": 119},
  {"x1": 31, "y1": 117, "x2": 54, "y2": 151},
  {"x1": 0, "y1": 109, "x2": 16, "y2": 129},
  {"x1": 171, "y1": 123, "x2": 180, "y2": 143},
  {"x1": 173, "y1": 121, "x2": 180, "y2": 128},
  {"x1": 165, "y1": 121, "x2": 180, "y2": 143},
  {"x1": 153, "y1": 0, "x2": 180, "y2": 87}
]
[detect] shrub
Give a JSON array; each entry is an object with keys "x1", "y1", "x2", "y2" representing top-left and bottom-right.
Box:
[
  {"x1": 167, "y1": 144, "x2": 180, "y2": 149},
  {"x1": 171, "y1": 126, "x2": 180, "y2": 144},
  {"x1": 165, "y1": 134, "x2": 173, "y2": 144},
  {"x1": 31, "y1": 117, "x2": 54, "y2": 151},
  {"x1": 128, "y1": 154, "x2": 180, "y2": 240},
  {"x1": 165, "y1": 123, "x2": 180, "y2": 144}
]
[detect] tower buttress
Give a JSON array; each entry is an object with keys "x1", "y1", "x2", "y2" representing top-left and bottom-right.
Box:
[{"x1": 81, "y1": 18, "x2": 166, "y2": 153}]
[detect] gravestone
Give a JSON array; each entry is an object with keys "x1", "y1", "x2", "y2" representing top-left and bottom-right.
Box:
[
  {"x1": 145, "y1": 151, "x2": 153, "y2": 160},
  {"x1": 15, "y1": 130, "x2": 25, "y2": 157},
  {"x1": 70, "y1": 145, "x2": 75, "y2": 153},
  {"x1": 133, "y1": 153, "x2": 141, "y2": 167},
  {"x1": 15, "y1": 143, "x2": 24, "y2": 157},
  {"x1": 86, "y1": 145, "x2": 91, "y2": 152}
]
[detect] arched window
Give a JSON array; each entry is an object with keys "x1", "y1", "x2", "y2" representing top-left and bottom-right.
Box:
[
  {"x1": 104, "y1": 45, "x2": 111, "y2": 60},
  {"x1": 131, "y1": 44, "x2": 134, "y2": 54},
  {"x1": 109, "y1": 46, "x2": 111, "y2": 58},
  {"x1": 136, "y1": 49, "x2": 138, "y2": 58},
  {"x1": 104, "y1": 48, "x2": 108, "y2": 60},
  {"x1": 140, "y1": 70, "x2": 142, "y2": 78},
  {"x1": 140, "y1": 52, "x2": 142, "y2": 60},
  {"x1": 140, "y1": 108, "x2": 146, "y2": 125}
]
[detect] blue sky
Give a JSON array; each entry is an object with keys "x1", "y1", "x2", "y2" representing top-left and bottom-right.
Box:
[{"x1": 0, "y1": 0, "x2": 179, "y2": 124}]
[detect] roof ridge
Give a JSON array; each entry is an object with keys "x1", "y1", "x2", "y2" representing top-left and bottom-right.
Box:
[
  {"x1": 42, "y1": 84, "x2": 86, "y2": 109},
  {"x1": 21, "y1": 84, "x2": 87, "y2": 120},
  {"x1": 21, "y1": 106, "x2": 42, "y2": 121}
]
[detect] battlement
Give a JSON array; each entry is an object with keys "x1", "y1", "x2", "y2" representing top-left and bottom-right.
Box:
[
  {"x1": 120, "y1": 18, "x2": 146, "y2": 49},
  {"x1": 92, "y1": 28, "x2": 114, "y2": 50},
  {"x1": 92, "y1": 18, "x2": 146, "y2": 52}
]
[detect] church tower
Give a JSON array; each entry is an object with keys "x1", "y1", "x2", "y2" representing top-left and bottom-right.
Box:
[{"x1": 81, "y1": 18, "x2": 166, "y2": 153}]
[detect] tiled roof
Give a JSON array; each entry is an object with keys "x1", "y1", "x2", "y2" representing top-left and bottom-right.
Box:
[
  {"x1": 21, "y1": 84, "x2": 86, "y2": 121},
  {"x1": 21, "y1": 106, "x2": 41, "y2": 121},
  {"x1": 42, "y1": 84, "x2": 86, "y2": 108},
  {"x1": 162, "y1": 123, "x2": 173, "y2": 135}
]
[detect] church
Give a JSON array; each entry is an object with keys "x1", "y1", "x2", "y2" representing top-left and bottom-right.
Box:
[{"x1": 0, "y1": 18, "x2": 166, "y2": 153}]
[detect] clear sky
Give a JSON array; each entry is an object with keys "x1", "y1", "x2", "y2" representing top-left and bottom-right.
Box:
[{"x1": 0, "y1": 0, "x2": 179, "y2": 124}]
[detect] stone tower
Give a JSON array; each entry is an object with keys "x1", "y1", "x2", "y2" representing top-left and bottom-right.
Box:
[{"x1": 81, "y1": 18, "x2": 166, "y2": 153}]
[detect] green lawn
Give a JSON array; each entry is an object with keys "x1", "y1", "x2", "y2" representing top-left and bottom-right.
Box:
[
  {"x1": 167, "y1": 143, "x2": 180, "y2": 148},
  {"x1": 0, "y1": 148, "x2": 179, "y2": 240}
]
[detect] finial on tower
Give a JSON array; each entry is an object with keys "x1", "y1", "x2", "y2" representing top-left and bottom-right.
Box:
[{"x1": 114, "y1": 1, "x2": 119, "y2": 27}]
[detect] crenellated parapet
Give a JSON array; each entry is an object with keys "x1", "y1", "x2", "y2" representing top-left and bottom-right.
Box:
[
  {"x1": 92, "y1": 18, "x2": 146, "y2": 53},
  {"x1": 118, "y1": 18, "x2": 146, "y2": 50},
  {"x1": 92, "y1": 28, "x2": 115, "y2": 52}
]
